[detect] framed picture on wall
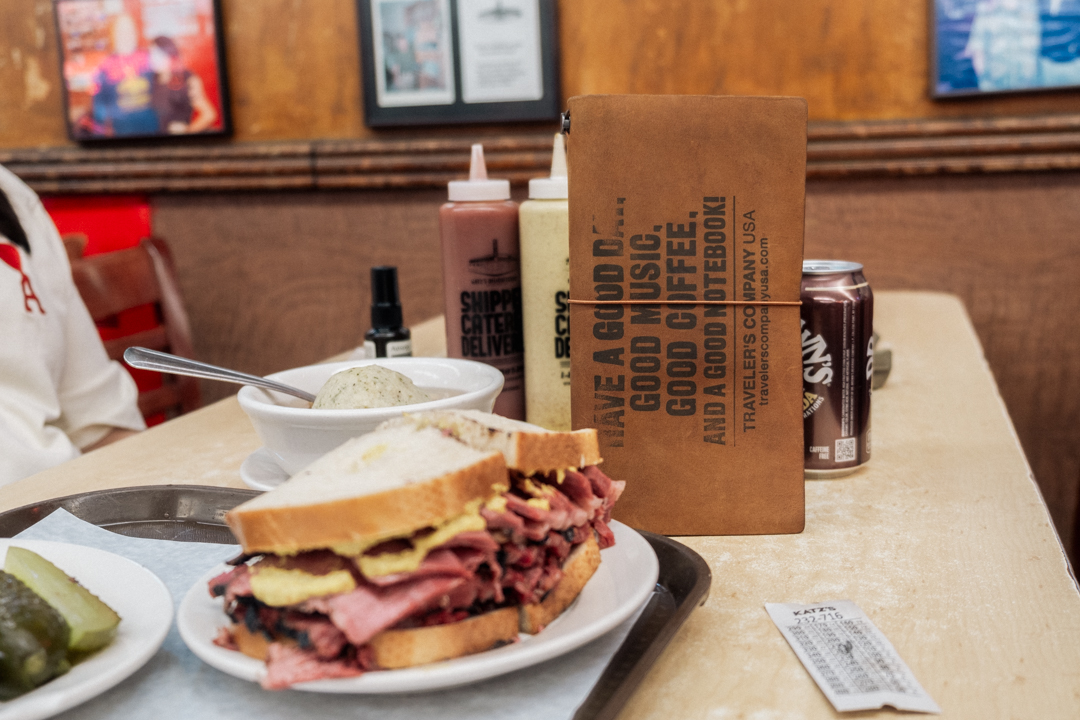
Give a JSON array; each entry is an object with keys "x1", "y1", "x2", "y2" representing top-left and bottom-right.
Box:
[
  {"x1": 931, "y1": 0, "x2": 1080, "y2": 97},
  {"x1": 357, "y1": 0, "x2": 560, "y2": 126},
  {"x1": 53, "y1": 0, "x2": 231, "y2": 141}
]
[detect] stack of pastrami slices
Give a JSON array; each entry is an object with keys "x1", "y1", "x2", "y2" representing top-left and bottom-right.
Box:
[{"x1": 210, "y1": 409, "x2": 624, "y2": 689}]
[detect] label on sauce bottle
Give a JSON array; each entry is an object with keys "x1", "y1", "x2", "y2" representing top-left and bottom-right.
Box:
[
  {"x1": 362, "y1": 339, "x2": 413, "y2": 359},
  {"x1": 450, "y1": 238, "x2": 524, "y2": 418}
]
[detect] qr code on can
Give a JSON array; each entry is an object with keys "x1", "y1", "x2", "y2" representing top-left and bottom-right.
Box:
[{"x1": 835, "y1": 437, "x2": 856, "y2": 462}]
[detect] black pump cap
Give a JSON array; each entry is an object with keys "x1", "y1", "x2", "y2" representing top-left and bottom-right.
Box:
[{"x1": 370, "y1": 266, "x2": 403, "y2": 329}]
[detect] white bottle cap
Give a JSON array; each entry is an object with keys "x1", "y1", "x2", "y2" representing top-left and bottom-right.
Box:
[
  {"x1": 448, "y1": 144, "x2": 511, "y2": 201},
  {"x1": 528, "y1": 133, "x2": 568, "y2": 200}
]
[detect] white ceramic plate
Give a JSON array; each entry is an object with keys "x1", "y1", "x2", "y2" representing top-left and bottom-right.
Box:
[
  {"x1": 0, "y1": 540, "x2": 173, "y2": 720},
  {"x1": 239, "y1": 447, "x2": 289, "y2": 492},
  {"x1": 178, "y1": 521, "x2": 657, "y2": 693}
]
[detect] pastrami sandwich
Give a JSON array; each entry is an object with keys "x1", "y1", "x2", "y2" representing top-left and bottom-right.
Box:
[{"x1": 209, "y1": 410, "x2": 625, "y2": 689}]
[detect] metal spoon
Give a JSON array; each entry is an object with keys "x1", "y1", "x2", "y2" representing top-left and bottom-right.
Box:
[{"x1": 123, "y1": 347, "x2": 317, "y2": 403}]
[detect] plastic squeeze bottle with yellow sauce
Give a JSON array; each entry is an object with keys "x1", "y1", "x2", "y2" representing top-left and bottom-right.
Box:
[{"x1": 519, "y1": 133, "x2": 570, "y2": 430}]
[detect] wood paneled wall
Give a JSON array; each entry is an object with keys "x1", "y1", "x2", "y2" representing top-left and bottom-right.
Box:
[
  {"x1": 4, "y1": 0, "x2": 1080, "y2": 149},
  {"x1": 151, "y1": 188, "x2": 450, "y2": 386},
  {"x1": 560, "y1": 0, "x2": 1080, "y2": 120}
]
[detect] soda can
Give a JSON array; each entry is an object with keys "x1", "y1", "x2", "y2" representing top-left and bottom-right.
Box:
[{"x1": 801, "y1": 260, "x2": 874, "y2": 478}]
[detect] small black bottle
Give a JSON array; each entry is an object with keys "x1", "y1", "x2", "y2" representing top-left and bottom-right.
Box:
[{"x1": 363, "y1": 266, "x2": 412, "y2": 358}]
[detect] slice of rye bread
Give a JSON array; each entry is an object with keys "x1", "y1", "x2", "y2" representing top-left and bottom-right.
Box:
[
  {"x1": 381, "y1": 409, "x2": 601, "y2": 474},
  {"x1": 231, "y1": 534, "x2": 603, "y2": 669},
  {"x1": 369, "y1": 606, "x2": 520, "y2": 669},
  {"x1": 225, "y1": 426, "x2": 507, "y2": 555},
  {"x1": 232, "y1": 623, "x2": 273, "y2": 661}
]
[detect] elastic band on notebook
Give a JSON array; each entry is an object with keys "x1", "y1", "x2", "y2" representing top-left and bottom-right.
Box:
[{"x1": 567, "y1": 299, "x2": 802, "y2": 306}]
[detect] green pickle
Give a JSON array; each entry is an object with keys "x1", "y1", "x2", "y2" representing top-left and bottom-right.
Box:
[
  {"x1": 4, "y1": 547, "x2": 120, "y2": 653},
  {"x1": 0, "y1": 571, "x2": 71, "y2": 700}
]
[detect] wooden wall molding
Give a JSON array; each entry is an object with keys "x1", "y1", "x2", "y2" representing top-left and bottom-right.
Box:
[{"x1": 4, "y1": 114, "x2": 1080, "y2": 194}]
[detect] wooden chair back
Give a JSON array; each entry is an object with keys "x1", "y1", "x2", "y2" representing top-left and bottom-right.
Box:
[
  {"x1": 67, "y1": 237, "x2": 202, "y2": 419},
  {"x1": 61, "y1": 232, "x2": 88, "y2": 263}
]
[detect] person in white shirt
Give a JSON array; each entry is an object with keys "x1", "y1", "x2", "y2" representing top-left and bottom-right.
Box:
[{"x1": 0, "y1": 163, "x2": 145, "y2": 486}]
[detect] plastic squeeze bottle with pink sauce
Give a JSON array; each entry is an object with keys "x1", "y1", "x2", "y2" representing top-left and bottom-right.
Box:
[{"x1": 439, "y1": 144, "x2": 525, "y2": 419}]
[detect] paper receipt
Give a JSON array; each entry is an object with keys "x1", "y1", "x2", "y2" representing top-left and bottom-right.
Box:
[{"x1": 765, "y1": 600, "x2": 941, "y2": 714}]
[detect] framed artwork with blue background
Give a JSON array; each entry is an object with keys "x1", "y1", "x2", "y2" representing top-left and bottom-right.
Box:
[{"x1": 932, "y1": 0, "x2": 1080, "y2": 97}]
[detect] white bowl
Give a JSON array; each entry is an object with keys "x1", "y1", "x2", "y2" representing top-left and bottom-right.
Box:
[{"x1": 237, "y1": 358, "x2": 504, "y2": 475}]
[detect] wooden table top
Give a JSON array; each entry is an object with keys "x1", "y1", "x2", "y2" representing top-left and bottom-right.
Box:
[{"x1": 3, "y1": 290, "x2": 1078, "y2": 719}]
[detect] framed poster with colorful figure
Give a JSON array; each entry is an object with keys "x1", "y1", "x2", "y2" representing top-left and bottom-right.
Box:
[{"x1": 54, "y1": 0, "x2": 231, "y2": 140}]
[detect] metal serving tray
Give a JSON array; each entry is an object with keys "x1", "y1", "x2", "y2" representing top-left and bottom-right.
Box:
[{"x1": 0, "y1": 485, "x2": 711, "y2": 720}]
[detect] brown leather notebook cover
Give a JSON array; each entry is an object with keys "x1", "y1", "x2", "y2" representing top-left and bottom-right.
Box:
[{"x1": 566, "y1": 94, "x2": 807, "y2": 535}]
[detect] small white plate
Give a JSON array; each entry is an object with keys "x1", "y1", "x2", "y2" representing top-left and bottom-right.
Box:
[
  {"x1": 239, "y1": 447, "x2": 289, "y2": 492},
  {"x1": 0, "y1": 539, "x2": 173, "y2": 720},
  {"x1": 178, "y1": 520, "x2": 657, "y2": 693}
]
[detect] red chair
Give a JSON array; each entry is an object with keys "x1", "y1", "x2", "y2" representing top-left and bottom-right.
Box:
[{"x1": 66, "y1": 235, "x2": 202, "y2": 420}]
